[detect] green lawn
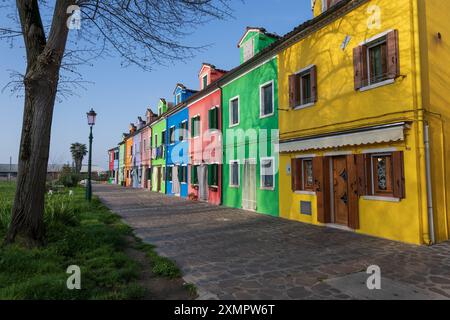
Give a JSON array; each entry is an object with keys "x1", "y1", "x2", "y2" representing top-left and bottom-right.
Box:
[{"x1": 0, "y1": 182, "x2": 188, "y2": 300}]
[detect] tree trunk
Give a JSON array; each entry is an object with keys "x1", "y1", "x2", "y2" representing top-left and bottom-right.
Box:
[
  {"x1": 5, "y1": 0, "x2": 73, "y2": 246},
  {"x1": 5, "y1": 67, "x2": 59, "y2": 246}
]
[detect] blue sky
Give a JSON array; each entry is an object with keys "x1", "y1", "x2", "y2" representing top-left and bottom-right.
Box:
[{"x1": 0, "y1": 0, "x2": 312, "y2": 169}]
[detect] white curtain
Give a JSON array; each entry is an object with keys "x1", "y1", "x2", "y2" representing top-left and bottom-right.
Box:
[
  {"x1": 198, "y1": 164, "x2": 208, "y2": 201},
  {"x1": 172, "y1": 166, "x2": 180, "y2": 195}
]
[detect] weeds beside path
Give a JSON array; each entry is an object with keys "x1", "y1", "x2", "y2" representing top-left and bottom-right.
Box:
[{"x1": 0, "y1": 182, "x2": 196, "y2": 300}]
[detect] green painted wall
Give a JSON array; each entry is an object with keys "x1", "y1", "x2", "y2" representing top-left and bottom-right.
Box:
[
  {"x1": 222, "y1": 57, "x2": 279, "y2": 216},
  {"x1": 151, "y1": 117, "x2": 166, "y2": 193},
  {"x1": 118, "y1": 143, "x2": 125, "y2": 185}
]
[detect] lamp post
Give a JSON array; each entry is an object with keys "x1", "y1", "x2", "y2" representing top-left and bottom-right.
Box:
[{"x1": 86, "y1": 108, "x2": 97, "y2": 201}]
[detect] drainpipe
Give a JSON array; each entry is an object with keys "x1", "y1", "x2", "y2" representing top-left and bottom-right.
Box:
[{"x1": 424, "y1": 123, "x2": 436, "y2": 244}]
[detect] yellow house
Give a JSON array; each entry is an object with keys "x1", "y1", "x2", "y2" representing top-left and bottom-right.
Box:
[{"x1": 276, "y1": 0, "x2": 450, "y2": 244}]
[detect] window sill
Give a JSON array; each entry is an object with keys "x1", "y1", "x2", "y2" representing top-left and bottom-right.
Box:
[
  {"x1": 260, "y1": 112, "x2": 274, "y2": 119},
  {"x1": 229, "y1": 184, "x2": 240, "y2": 188},
  {"x1": 359, "y1": 79, "x2": 395, "y2": 92},
  {"x1": 229, "y1": 123, "x2": 240, "y2": 128},
  {"x1": 260, "y1": 186, "x2": 275, "y2": 191},
  {"x1": 362, "y1": 196, "x2": 400, "y2": 203},
  {"x1": 295, "y1": 190, "x2": 316, "y2": 196},
  {"x1": 294, "y1": 102, "x2": 315, "y2": 110}
]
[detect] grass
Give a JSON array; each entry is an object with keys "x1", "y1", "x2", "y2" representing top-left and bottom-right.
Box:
[{"x1": 0, "y1": 182, "x2": 191, "y2": 300}]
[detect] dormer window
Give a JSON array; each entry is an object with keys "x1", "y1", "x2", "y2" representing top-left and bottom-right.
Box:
[
  {"x1": 176, "y1": 93, "x2": 181, "y2": 105},
  {"x1": 158, "y1": 106, "x2": 162, "y2": 116},
  {"x1": 322, "y1": 0, "x2": 342, "y2": 12},
  {"x1": 202, "y1": 74, "x2": 208, "y2": 89},
  {"x1": 242, "y1": 38, "x2": 254, "y2": 62}
]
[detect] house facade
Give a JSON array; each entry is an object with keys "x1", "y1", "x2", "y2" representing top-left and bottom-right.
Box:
[
  {"x1": 187, "y1": 64, "x2": 227, "y2": 204},
  {"x1": 151, "y1": 99, "x2": 170, "y2": 193},
  {"x1": 124, "y1": 125, "x2": 135, "y2": 187},
  {"x1": 107, "y1": 147, "x2": 119, "y2": 184},
  {"x1": 141, "y1": 109, "x2": 157, "y2": 190},
  {"x1": 277, "y1": 0, "x2": 450, "y2": 244},
  {"x1": 221, "y1": 27, "x2": 280, "y2": 216},
  {"x1": 118, "y1": 139, "x2": 126, "y2": 186}
]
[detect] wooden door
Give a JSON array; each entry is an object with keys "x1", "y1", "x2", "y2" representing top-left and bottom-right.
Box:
[{"x1": 333, "y1": 156, "x2": 349, "y2": 226}]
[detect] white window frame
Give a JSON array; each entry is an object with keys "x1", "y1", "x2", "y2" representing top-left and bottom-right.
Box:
[
  {"x1": 179, "y1": 120, "x2": 188, "y2": 141},
  {"x1": 229, "y1": 96, "x2": 240, "y2": 128},
  {"x1": 294, "y1": 65, "x2": 316, "y2": 110},
  {"x1": 229, "y1": 160, "x2": 240, "y2": 188},
  {"x1": 192, "y1": 114, "x2": 201, "y2": 138},
  {"x1": 359, "y1": 30, "x2": 396, "y2": 92},
  {"x1": 176, "y1": 93, "x2": 181, "y2": 105},
  {"x1": 169, "y1": 125, "x2": 176, "y2": 145},
  {"x1": 322, "y1": 0, "x2": 328, "y2": 12},
  {"x1": 180, "y1": 164, "x2": 188, "y2": 184},
  {"x1": 259, "y1": 80, "x2": 275, "y2": 119},
  {"x1": 260, "y1": 157, "x2": 275, "y2": 190},
  {"x1": 202, "y1": 74, "x2": 208, "y2": 89},
  {"x1": 209, "y1": 106, "x2": 219, "y2": 131},
  {"x1": 242, "y1": 38, "x2": 254, "y2": 62}
]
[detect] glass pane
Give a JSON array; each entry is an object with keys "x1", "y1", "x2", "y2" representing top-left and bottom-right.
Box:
[
  {"x1": 305, "y1": 160, "x2": 313, "y2": 187},
  {"x1": 376, "y1": 157, "x2": 387, "y2": 191},
  {"x1": 263, "y1": 84, "x2": 273, "y2": 115},
  {"x1": 232, "y1": 100, "x2": 239, "y2": 124},
  {"x1": 232, "y1": 162, "x2": 238, "y2": 185},
  {"x1": 301, "y1": 74, "x2": 311, "y2": 104},
  {"x1": 369, "y1": 42, "x2": 387, "y2": 83}
]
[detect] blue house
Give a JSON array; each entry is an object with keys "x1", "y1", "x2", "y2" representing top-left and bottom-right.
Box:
[{"x1": 166, "y1": 84, "x2": 197, "y2": 198}]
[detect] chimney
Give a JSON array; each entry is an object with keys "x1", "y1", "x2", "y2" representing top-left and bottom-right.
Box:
[{"x1": 146, "y1": 108, "x2": 157, "y2": 124}]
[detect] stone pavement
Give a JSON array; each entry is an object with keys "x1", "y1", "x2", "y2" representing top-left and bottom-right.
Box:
[{"x1": 94, "y1": 184, "x2": 450, "y2": 300}]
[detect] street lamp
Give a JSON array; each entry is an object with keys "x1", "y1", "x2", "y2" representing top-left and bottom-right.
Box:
[{"x1": 86, "y1": 108, "x2": 97, "y2": 201}]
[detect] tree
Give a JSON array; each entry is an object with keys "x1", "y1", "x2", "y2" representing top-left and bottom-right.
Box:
[
  {"x1": 1, "y1": 0, "x2": 232, "y2": 246},
  {"x1": 70, "y1": 143, "x2": 87, "y2": 174}
]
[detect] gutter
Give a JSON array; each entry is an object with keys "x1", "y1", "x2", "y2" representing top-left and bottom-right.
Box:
[{"x1": 424, "y1": 123, "x2": 436, "y2": 244}]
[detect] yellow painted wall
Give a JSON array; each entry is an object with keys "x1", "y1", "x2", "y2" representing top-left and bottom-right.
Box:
[
  {"x1": 418, "y1": 0, "x2": 450, "y2": 242},
  {"x1": 277, "y1": 0, "x2": 439, "y2": 244},
  {"x1": 279, "y1": 126, "x2": 423, "y2": 244}
]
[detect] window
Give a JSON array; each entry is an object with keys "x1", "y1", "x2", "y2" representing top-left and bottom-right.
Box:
[
  {"x1": 230, "y1": 160, "x2": 239, "y2": 187},
  {"x1": 371, "y1": 154, "x2": 393, "y2": 196},
  {"x1": 208, "y1": 107, "x2": 219, "y2": 130},
  {"x1": 260, "y1": 81, "x2": 274, "y2": 117},
  {"x1": 289, "y1": 66, "x2": 317, "y2": 109},
  {"x1": 143, "y1": 140, "x2": 146, "y2": 151},
  {"x1": 260, "y1": 157, "x2": 275, "y2": 189},
  {"x1": 291, "y1": 158, "x2": 314, "y2": 191},
  {"x1": 176, "y1": 93, "x2": 181, "y2": 105},
  {"x1": 208, "y1": 164, "x2": 219, "y2": 187},
  {"x1": 161, "y1": 130, "x2": 166, "y2": 145},
  {"x1": 180, "y1": 166, "x2": 188, "y2": 184},
  {"x1": 179, "y1": 121, "x2": 187, "y2": 141},
  {"x1": 242, "y1": 38, "x2": 254, "y2": 62},
  {"x1": 167, "y1": 166, "x2": 173, "y2": 181},
  {"x1": 155, "y1": 134, "x2": 158, "y2": 146},
  {"x1": 191, "y1": 116, "x2": 200, "y2": 137},
  {"x1": 322, "y1": 0, "x2": 342, "y2": 12},
  {"x1": 354, "y1": 30, "x2": 399, "y2": 90},
  {"x1": 191, "y1": 165, "x2": 199, "y2": 185},
  {"x1": 169, "y1": 126, "x2": 175, "y2": 144},
  {"x1": 229, "y1": 97, "x2": 239, "y2": 127},
  {"x1": 158, "y1": 107, "x2": 162, "y2": 116},
  {"x1": 130, "y1": 146, "x2": 133, "y2": 156},
  {"x1": 202, "y1": 74, "x2": 208, "y2": 89}
]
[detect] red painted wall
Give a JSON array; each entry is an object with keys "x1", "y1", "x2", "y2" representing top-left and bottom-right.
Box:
[{"x1": 188, "y1": 88, "x2": 222, "y2": 205}]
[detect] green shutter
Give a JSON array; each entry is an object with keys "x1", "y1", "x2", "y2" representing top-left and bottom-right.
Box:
[
  {"x1": 208, "y1": 109, "x2": 212, "y2": 129},
  {"x1": 207, "y1": 165, "x2": 212, "y2": 186},
  {"x1": 213, "y1": 108, "x2": 218, "y2": 129}
]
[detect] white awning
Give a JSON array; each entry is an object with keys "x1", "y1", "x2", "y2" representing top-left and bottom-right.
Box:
[{"x1": 280, "y1": 123, "x2": 407, "y2": 153}]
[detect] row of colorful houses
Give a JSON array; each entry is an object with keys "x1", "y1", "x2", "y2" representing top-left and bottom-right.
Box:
[{"x1": 107, "y1": 0, "x2": 450, "y2": 245}]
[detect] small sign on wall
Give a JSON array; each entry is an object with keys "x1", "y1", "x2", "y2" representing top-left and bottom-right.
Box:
[{"x1": 300, "y1": 201, "x2": 312, "y2": 216}]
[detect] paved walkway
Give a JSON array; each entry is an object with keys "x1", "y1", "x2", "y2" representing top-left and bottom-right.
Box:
[{"x1": 94, "y1": 184, "x2": 450, "y2": 300}]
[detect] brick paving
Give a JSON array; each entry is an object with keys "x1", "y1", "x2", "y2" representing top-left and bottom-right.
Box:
[{"x1": 94, "y1": 184, "x2": 450, "y2": 300}]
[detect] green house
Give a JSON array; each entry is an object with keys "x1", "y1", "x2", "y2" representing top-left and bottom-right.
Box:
[
  {"x1": 150, "y1": 99, "x2": 171, "y2": 193},
  {"x1": 221, "y1": 27, "x2": 280, "y2": 216}
]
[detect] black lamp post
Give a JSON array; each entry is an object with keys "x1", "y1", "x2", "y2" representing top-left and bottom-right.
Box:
[{"x1": 86, "y1": 108, "x2": 97, "y2": 201}]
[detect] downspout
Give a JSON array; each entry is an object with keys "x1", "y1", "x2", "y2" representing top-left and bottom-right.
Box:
[
  {"x1": 424, "y1": 124, "x2": 436, "y2": 243},
  {"x1": 411, "y1": 0, "x2": 433, "y2": 244}
]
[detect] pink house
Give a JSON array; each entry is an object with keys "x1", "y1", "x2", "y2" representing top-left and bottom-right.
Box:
[
  {"x1": 188, "y1": 63, "x2": 227, "y2": 205},
  {"x1": 140, "y1": 108, "x2": 157, "y2": 190}
]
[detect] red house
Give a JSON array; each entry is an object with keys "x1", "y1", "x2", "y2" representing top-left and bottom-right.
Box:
[{"x1": 187, "y1": 63, "x2": 227, "y2": 205}]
